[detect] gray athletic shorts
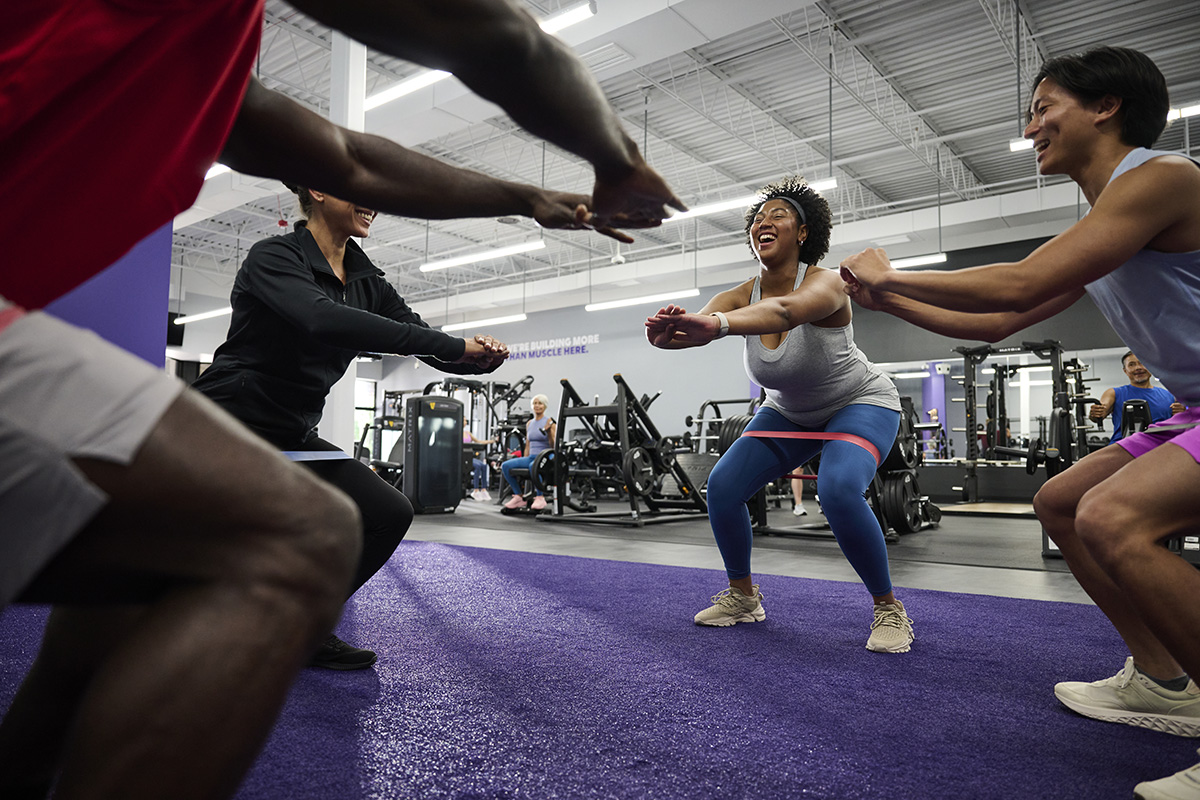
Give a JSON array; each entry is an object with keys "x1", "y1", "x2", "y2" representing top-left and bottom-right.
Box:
[{"x1": 0, "y1": 298, "x2": 183, "y2": 605}]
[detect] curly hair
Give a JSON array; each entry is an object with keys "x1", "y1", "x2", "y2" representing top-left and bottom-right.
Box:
[{"x1": 742, "y1": 176, "x2": 832, "y2": 265}]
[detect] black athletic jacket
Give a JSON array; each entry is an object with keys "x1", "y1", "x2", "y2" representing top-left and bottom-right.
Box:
[{"x1": 192, "y1": 221, "x2": 490, "y2": 446}]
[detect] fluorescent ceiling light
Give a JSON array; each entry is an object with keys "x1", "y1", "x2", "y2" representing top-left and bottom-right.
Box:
[
  {"x1": 664, "y1": 195, "x2": 756, "y2": 223},
  {"x1": 663, "y1": 179, "x2": 839, "y2": 224},
  {"x1": 891, "y1": 252, "x2": 947, "y2": 269},
  {"x1": 174, "y1": 306, "x2": 232, "y2": 325},
  {"x1": 891, "y1": 371, "x2": 930, "y2": 379},
  {"x1": 1009, "y1": 138, "x2": 1034, "y2": 152},
  {"x1": 585, "y1": 287, "x2": 700, "y2": 312},
  {"x1": 540, "y1": 0, "x2": 596, "y2": 34},
  {"x1": 441, "y1": 313, "x2": 528, "y2": 332},
  {"x1": 365, "y1": 70, "x2": 450, "y2": 110},
  {"x1": 1167, "y1": 103, "x2": 1200, "y2": 121},
  {"x1": 205, "y1": 163, "x2": 232, "y2": 179},
  {"x1": 365, "y1": 2, "x2": 595, "y2": 111},
  {"x1": 419, "y1": 240, "x2": 545, "y2": 272}
]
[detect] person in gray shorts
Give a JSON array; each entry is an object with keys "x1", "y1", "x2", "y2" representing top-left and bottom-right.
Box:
[{"x1": 0, "y1": 0, "x2": 684, "y2": 797}]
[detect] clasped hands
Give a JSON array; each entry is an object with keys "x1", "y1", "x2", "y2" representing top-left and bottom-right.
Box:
[
  {"x1": 534, "y1": 160, "x2": 688, "y2": 244},
  {"x1": 837, "y1": 247, "x2": 896, "y2": 311},
  {"x1": 460, "y1": 334, "x2": 509, "y2": 369},
  {"x1": 644, "y1": 304, "x2": 720, "y2": 348}
]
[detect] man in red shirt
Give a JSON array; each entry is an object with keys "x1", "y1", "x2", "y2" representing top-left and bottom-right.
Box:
[{"x1": 0, "y1": 1, "x2": 683, "y2": 797}]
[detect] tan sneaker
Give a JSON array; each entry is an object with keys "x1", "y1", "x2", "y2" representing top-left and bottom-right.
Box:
[
  {"x1": 1055, "y1": 657, "x2": 1200, "y2": 737},
  {"x1": 866, "y1": 600, "x2": 914, "y2": 653},
  {"x1": 1135, "y1": 749, "x2": 1200, "y2": 799},
  {"x1": 694, "y1": 585, "x2": 765, "y2": 627}
]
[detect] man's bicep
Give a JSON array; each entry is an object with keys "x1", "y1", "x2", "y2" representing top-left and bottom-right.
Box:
[{"x1": 1037, "y1": 165, "x2": 1187, "y2": 286}]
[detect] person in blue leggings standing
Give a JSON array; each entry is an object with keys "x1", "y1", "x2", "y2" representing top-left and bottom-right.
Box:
[{"x1": 645, "y1": 176, "x2": 913, "y2": 653}]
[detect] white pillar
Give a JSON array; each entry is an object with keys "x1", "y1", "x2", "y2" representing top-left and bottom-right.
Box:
[{"x1": 318, "y1": 33, "x2": 367, "y2": 452}]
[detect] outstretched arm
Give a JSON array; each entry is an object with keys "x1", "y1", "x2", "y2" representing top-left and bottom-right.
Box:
[
  {"x1": 224, "y1": 0, "x2": 684, "y2": 231},
  {"x1": 223, "y1": 80, "x2": 638, "y2": 240},
  {"x1": 1090, "y1": 387, "x2": 1118, "y2": 422},
  {"x1": 645, "y1": 282, "x2": 754, "y2": 349},
  {"x1": 647, "y1": 270, "x2": 847, "y2": 348},
  {"x1": 839, "y1": 157, "x2": 1200, "y2": 312},
  {"x1": 844, "y1": 280, "x2": 1086, "y2": 342},
  {"x1": 290, "y1": 0, "x2": 685, "y2": 224}
]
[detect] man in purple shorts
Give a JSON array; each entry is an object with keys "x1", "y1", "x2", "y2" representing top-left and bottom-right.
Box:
[{"x1": 839, "y1": 46, "x2": 1200, "y2": 798}]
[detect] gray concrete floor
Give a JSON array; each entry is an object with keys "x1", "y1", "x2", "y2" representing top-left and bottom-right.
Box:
[{"x1": 408, "y1": 499, "x2": 1092, "y2": 605}]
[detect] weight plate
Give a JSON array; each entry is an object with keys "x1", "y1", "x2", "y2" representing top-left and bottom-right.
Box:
[
  {"x1": 530, "y1": 449, "x2": 556, "y2": 495},
  {"x1": 896, "y1": 472, "x2": 922, "y2": 534},
  {"x1": 881, "y1": 473, "x2": 904, "y2": 532},
  {"x1": 622, "y1": 447, "x2": 656, "y2": 497},
  {"x1": 718, "y1": 414, "x2": 753, "y2": 456},
  {"x1": 1026, "y1": 437, "x2": 1041, "y2": 476}
]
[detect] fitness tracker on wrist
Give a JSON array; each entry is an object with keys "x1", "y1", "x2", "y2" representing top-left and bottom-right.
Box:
[{"x1": 711, "y1": 311, "x2": 730, "y2": 339}]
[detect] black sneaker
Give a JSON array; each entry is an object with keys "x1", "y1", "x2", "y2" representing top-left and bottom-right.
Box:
[{"x1": 309, "y1": 634, "x2": 377, "y2": 670}]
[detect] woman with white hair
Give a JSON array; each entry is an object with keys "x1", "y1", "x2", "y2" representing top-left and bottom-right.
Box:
[{"x1": 501, "y1": 394, "x2": 557, "y2": 510}]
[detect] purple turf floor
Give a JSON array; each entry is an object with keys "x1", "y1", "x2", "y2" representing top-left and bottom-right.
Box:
[{"x1": 2, "y1": 540, "x2": 1196, "y2": 799}]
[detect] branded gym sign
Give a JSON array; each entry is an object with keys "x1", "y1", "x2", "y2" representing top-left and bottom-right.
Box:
[{"x1": 506, "y1": 333, "x2": 600, "y2": 361}]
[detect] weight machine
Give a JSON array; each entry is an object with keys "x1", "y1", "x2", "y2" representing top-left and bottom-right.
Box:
[
  {"x1": 536, "y1": 374, "x2": 705, "y2": 526},
  {"x1": 952, "y1": 340, "x2": 1100, "y2": 500},
  {"x1": 683, "y1": 396, "x2": 940, "y2": 541},
  {"x1": 422, "y1": 375, "x2": 536, "y2": 497}
]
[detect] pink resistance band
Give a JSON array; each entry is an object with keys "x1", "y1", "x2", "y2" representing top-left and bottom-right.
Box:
[
  {"x1": 740, "y1": 429, "x2": 882, "y2": 480},
  {"x1": 0, "y1": 305, "x2": 26, "y2": 334}
]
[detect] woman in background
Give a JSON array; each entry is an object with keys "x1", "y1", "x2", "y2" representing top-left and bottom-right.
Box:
[{"x1": 501, "y1": 394, "x2": 557, "y2": 511}]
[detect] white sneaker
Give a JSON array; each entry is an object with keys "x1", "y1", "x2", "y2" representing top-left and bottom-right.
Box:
[
  {"x1": 479, "y1": 488, "x2": 491, "y2": 501},
  {"x1": 469, "y1": 489, "x2": 480, "y2": 501},
  {"x1": 1135, "y1": 750, "x2": 1200, "y2": 800},
  {"x1": 793, "y1": 505, "x2": 808, "y2": 517},
  {"x1": 694, "y1": 586, "x2": 765, "y2": 627},
  {"x1": 1054, "y1": 657, "x2": 1200, "y2": 737},
  {"x1": 866, "y1": 600, "x2": 914, "y2": 653}
]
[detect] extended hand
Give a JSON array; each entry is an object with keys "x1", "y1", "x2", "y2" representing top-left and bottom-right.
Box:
[
  {"x1": 1088, "y1": 403, "x2": 1107, "y2": 421},
  {"x1": 839, "y1": 248, "x2": 896, "y2": 290},
  {"x1": 842, "y1": 279, "x2": 890, "y2": 312},
  {"x1": 590, "y1": 157, "x2": 687, "y2": 232},
  {"x1": 532, "y1": 191, "x2": 634, "y2": 244},
  {"x1": 646, "y1": 311, "x2": 719, "y2": 346},
  {"x1": 459, "y1": 335, "x2": 510, "y2": 369},
  {"x1": 644, "y1": 304, "x2": 687, "y2": 348}
]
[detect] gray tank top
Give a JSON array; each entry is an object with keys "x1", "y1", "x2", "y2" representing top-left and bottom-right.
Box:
[{"x1": 743, "y1": 265, "x2": 899, "y2": 427}]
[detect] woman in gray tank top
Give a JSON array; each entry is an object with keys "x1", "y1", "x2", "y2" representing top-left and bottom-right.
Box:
[{"x1": 646, "y1": 176, "x2": 912, "y2": 653}]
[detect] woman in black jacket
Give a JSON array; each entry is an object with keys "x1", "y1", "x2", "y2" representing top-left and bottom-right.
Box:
[{"x1": 193, "y1": 184, "x2": 516, "y2": 669}]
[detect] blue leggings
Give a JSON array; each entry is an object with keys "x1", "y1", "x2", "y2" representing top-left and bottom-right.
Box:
[
  {"x1": 707, "y1": 404, "x2": 900, "y2": 596},
  {"x1": 501, "y1": 454, "x2": 543, "y2": 496}
]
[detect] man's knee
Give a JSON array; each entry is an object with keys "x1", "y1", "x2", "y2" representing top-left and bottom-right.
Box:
[
  {"x1": 250, "y1": 475, "x2": 362, "y2": 626},
  {"x1": 1075, "y1": 491, "x2": 1139, "y2": 569},
  {"x1": 1032, "y1": 471, "x2": 1077, "y2": 525}
]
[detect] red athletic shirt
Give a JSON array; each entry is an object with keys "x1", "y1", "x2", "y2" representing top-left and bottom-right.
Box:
[{"x1": 0, "y1": 0, "x2": 264, "y2": 309}]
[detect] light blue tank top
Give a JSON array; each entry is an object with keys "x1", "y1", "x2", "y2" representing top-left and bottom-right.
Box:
[
  {"x1": 526, "y1": 416, "x2": 552, "y2": 457},
  {"x1": 1084, "y1": 148, "x2": 1200, "y2": 403},
  {"x1": 743, "y1": 265, "x2": 899, "y2": 427}
]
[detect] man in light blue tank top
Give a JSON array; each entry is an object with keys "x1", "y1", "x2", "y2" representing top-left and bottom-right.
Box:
[{"x1": 840, "y1": 46, "x2": 1200, "y2": 798}]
